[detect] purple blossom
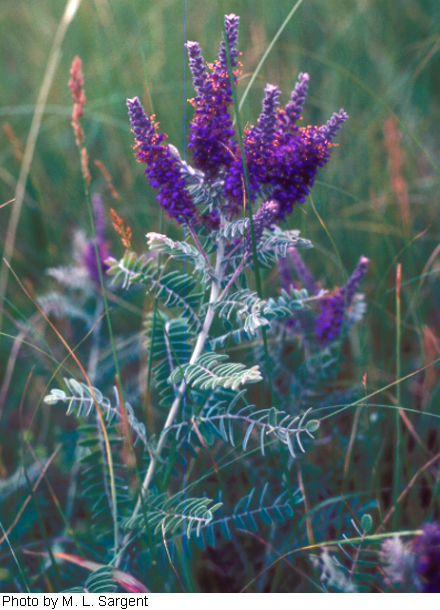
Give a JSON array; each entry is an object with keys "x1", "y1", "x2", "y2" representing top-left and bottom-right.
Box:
[
  {"x1": 414, "y1": 522, "x2": 440, "y2": 593},
  {"x1": 200, "y1": 208, "x2": 221, "y2": 231},
  {"x1": 319, "y1": 109, "x2": 349, "y2": 141},
  {"x1": 222, "y1": 85, "x2": 282, "y2": 216},
  {"x1": 186, "y1": 15, "x2": 240, "y2": 182},
  {"x1": 224, "y1": 101, "x2": 348, "y2": 221},
  {"x1": 222, "y1": 85, "x2": 280, "y2": 215},
  {"x1": 315, "y1": 256, "x2": 369, "y2": 343},
  {"x1": 257, "y1": 85, "x2": 281, "y2": 145},
  {"x1": 126, "y1": 96, "x2": 198, "y2": 224},
  {"x1": 245, "y1": 200, "x2": 279, "y2": 253},
  {"x1": 345, "y1": 255, "x2": 370, "y2": 301},
  {"x1": 283, "y1": 72, "x2": 309, "y2": 127},
  {"x1": 286, "y1": 247, "x2": 319, "y2": 296},
  {"x1": 84, "y1": 237, "x2": 111, "y2": 284},
  {"x1": 127, "y1": 16, "x2": 347, "y2": 229},
  {"x1": 217, "y1": 14, "x2": 240, "y2": 73},
  {"x1": 186, "y1": 41, "x2": 209, "y2": 98}
]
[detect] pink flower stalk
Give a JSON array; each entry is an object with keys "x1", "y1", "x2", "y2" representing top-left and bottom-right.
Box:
[{"x1": 69, "y1": 56, "x2": 86, "y2": 147}]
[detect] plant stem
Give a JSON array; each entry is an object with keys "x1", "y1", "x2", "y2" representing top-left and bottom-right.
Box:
[
  {"x1": 115, "y1": 230, "x2": 225, "y2": 566},
  {"x1": 217, "y1": 254, "x2": 248, "y2": 302},
  {"x1": 187, "y1": 224, "x2": 215, "y2": 273}
]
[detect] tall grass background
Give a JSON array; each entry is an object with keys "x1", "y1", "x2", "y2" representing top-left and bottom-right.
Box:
[{"x1": 0, "y1": 0, "x2": 440, "y2": 592}]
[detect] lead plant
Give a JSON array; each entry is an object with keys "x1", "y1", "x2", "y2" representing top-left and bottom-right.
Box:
[{"x1": 45, "y1": 14, "x2": 370, "y2": 589}]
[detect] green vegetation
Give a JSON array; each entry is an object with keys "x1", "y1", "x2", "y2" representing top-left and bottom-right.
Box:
[{"x1": 0, "y1": 0, "x2": 439, "y2": 593}]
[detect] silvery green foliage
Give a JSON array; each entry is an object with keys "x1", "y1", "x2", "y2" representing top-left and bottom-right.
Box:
[
  {"x1": 207, "y1": 286, "x2": 316, "y2": 350},
  {"x1": 220, "y1": 225, "x2": 313, "y2": 268},
  {"x1": 210, "y1": 287, "x2": 311, "y2": 334},
  {"x1": 144, "y1": 312, "x2": 194, "y2": 408},
  {"x1": 124, "y1": 490, "x2": 222, "y2": 539},
  {"x1": 166, "y1": 394, "x2": 319, "y2": 458},
  {"x1": 168, "y1": 352, "x2": 262, "y2": 391},
  {"x1": 105, "y1": 250, "x2": 152, "y2": 289},
  {"x1": 146, "y1": 232, "x2": 212, "y2": 279},
  {"x1": 38, "y1": 231, "x2": 99, "y2": 325},
  {"x1": 75, "y1": 209, "x2": 331, "y2": 557},
  {"x1": 218, "y1": 218, "x2": 250, "y2": 241},
  {"x1": 315, "y1": 549, "x2": 358, "y2": 593},
  {"x1": 44, "y1": 378, "x2": 147, "y2": 447},
  {"x1": 106, "y1": 251, "x2": 204, "y2": 329},
  {"x1": 193, "y1": 485, "x2": 303, "y2": 547},
  {"x1": 38, "y1": 292, "x2": 94, "y2": 326},
  {"x1": 137, "y1": 484, "x2": 303, "y2": 563},
  {"x1": 41, "y1": 203, "x2": 368, "y2": 590},
  {"x1": 257, "y1": 227, "x2": 313, "y2": 266},
  {"x1": 312, "y1": 518, "x2": 380, "y2": 593}
]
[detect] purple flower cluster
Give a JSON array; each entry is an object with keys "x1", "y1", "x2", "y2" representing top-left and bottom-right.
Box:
[
  {"x1": 186, "y1": 14, "x2": 240, "y2": 182},
  {"x1": 84, "y1": 194, "x2": 111, "y2": 284},
  {"x1": 280, "y1": 247, "x2": 320, "y2": 296},
  {"x1": 283, "y1": 72, "x2": 309, "y2": 126},
  {"x1": 414, "y1": 522, "x2": 440, "y2": 593},
  {"x1": 245, "y1": 199, "x2": 279, "y2": 253},
  {"x1": 258, "y1": 85, "x2": 282, "y2": 145},
  {"x1": 223, "y1": 72, "x2": 348, "y2": 220},
  {"x1": 126, "y1": 97, "x2": 198, "y2": 224},
  {"x1": 314, "y1": 256, "x2": 369, "y2": 342},
  {"x1": 223, "y1": 85, "x2": 282, "y2": 214},
  {"x1": 126, "y1": 14, "x2": 347, "y2": 229}
]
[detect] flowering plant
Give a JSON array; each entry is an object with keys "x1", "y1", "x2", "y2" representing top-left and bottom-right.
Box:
[{"x1": 43, "y1": 14, "x2": 373, "y2": 592}]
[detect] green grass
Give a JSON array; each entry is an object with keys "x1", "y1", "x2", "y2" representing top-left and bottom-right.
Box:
[{"x1": 1, "y1": 0, "x2": 440, "y2": 593}]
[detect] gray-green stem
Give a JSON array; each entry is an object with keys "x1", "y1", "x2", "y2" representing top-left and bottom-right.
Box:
[{"x1": 115, "y1": 229, "x2": 225, "y2": 566}]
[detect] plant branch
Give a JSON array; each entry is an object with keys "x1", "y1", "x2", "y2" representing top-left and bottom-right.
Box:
[
  {"x1": 115, "y1": 229, "x2": 225, "y2": 566},
  {"x1": 187, "y1": 224, "x2": 215, "y2": 274}
]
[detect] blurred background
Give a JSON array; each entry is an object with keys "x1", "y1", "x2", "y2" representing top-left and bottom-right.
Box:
[{"x1": 0, "y1": 0, "x2": 439, "y2": 591}]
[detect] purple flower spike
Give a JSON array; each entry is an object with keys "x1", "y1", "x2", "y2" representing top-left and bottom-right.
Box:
[
  {"x1": 186, "y1": 24, "x2": 239, "y2": 182},
  {"x1": 186, "y1": 42, "x2": 210, "y2": 99},
  {"x1": 127, "y1": 96, "x2": 158, "y2": 144},
  {"x1": 257, "y1": 85, "x2": 281, "y2": 145},
  {"x1": 315, "y1": 256, "x2": 369, "y2": 343},
  {"x1": 218, "y1": 14, "x2": 240, "y2": 72},
  {"x1": 84, "y1": 236, "x2": 111, "y2": 284},
  {"x1": 284, "y1": 72, "x2": 310, "y2": 127},
  {"x1": 222, "y1": 86, "x2": 280, "y2": 216},
  {"x1": 127, "y1": 97, "x2": 198, "y2": 224},
  {"x1": 288, "y1": 247, "x2": 319, "y2": 296},
  {"x1": 414, "y1": 522, "x2": 440, "y2": 593},
  {"x1": 245, "y1": 200, "x2": 279, "y2": 253},
  {"x1": 320, "y1": 108, "x2": 349, "y2": 141},
  {"x1": 345, "y1": 255, "x2": 369, "y2": 301}
]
